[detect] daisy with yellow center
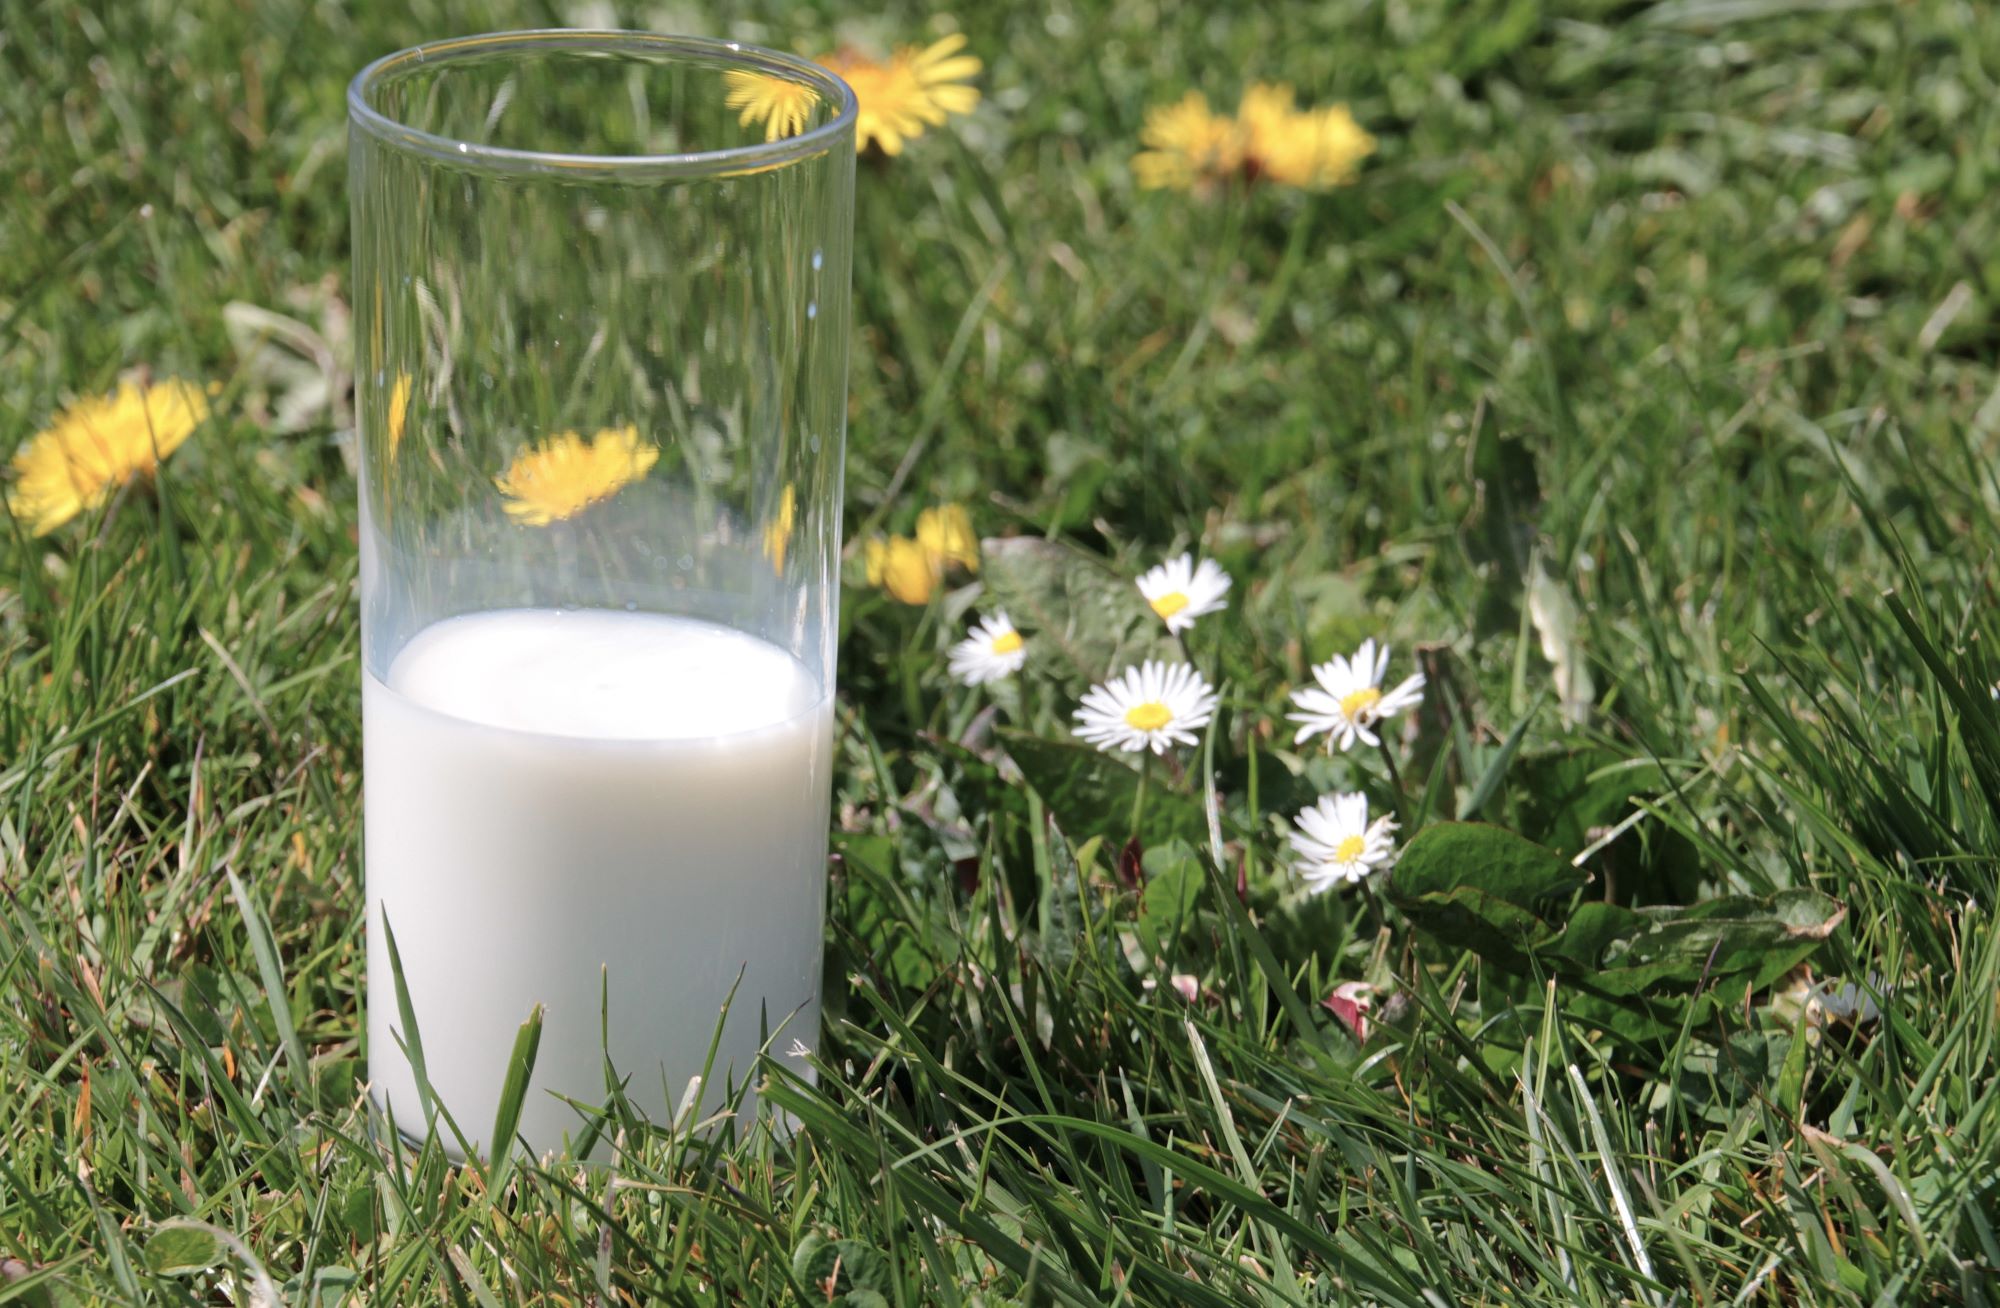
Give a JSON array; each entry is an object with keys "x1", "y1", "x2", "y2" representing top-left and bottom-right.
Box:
[
  {"x1": 864, "y1": 534, "x2": 939, "y2": 605},
  {"x1": 1290, "y1": 792, "x2": 1398, "y2": 893},
  {"x1": 948, "y1": 611, "x2": 1027, "y2": 686},
  {"x1": 819, "y1": 34, "x2": 981, "y2": 156},
  {"x1": 764, "y1": 483, "x2": 797, "y2": 574},
  {"x1": 1288, "y1": 637, "x2": 1426, "y2": 751},
  {"x1": 722, "y1": 69, "x2": 821, "y2": 142},
  {"x1": 1073, "y1": 660, "x2": 1219, "y2": 755},
  {"x1": 1136, "y1": 552, "x2": 1231, "y2": 633},
  {"x1": 494, "y1": 425, "x2": 659, "y2": 527},
  {"x1": 6, "y1": 378, "x2": 212, "y2": 535},
  {"x1": 1132, "y1": 91, "x2": 1246, "y2": 191}
]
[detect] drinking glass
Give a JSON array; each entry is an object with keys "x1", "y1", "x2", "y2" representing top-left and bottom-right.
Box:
[{"x1": 348, "y1": 30, "x2": 855, "y2": 1157}]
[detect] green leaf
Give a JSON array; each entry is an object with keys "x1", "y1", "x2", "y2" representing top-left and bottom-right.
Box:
[
  {"x1": 225, "y1": 865, "x2": 310, "y2": 1100},
  {"x1": 1598, "y1": 890, "x2": 1845, "y2": 991},
  {"x1": 791, "y1": 1233, "x2": 893, "y2": 1296},
  {"x1": 979, "y1": 537, "x2": 1178, "y2": 689},
  {"x1": 1390, "y1": 824, "x2": 1583, "y2": 966},
  {"x1": 144, "y1": 1225, "x2": 224, "y2": 1275},
  {"x1": 487, "y1": 1003, "x2": 543, "y2": 1182},
  {"x1": 1137, "y1": 839, "x2": 1203, "y2": 956},
  {"x1": 834, "y1": 833, "x2": 940, "y2": 991},
  {"x1": 1001, "y1": 730, "x2": 1207, "y2": 849},
  {"x1": 1394, "y1": 884, "x2": 1561, "y2": 971},
  {"x1": 1510, "y1": 749, "x2": 1703, "y2": 904},
  {"x1": 1390, "y1": 822, "x2": 1587, "y2": 909}
]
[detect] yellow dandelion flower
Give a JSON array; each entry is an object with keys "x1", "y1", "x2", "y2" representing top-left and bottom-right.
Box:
[
  {"x1": 1133, "y1": 82, "x2": 1376, "y2": 192},
  {"x1": 915, "y1": 503, "x2": 978, "y2": 574},
  {"x1": 386, "y1": 372, "x2": 412, "y2": 457},
  {"x1": 1250, "y1": 99, "x2": 1374, "y2": 189},
  {"x1": 1235, "y1": 81, "x2": 1300, "y2": 163},
  {"x1": 819, "y1": 34, "x2": 981, "y2": 156},
  {"x1": 1132, "y1": 91, "x2": 1247, "y2": 191},
  {"x1": 864, "y1": 535, "x2": 939, "y2": 605},
  {"x1": 494, "y1": 425, "x2": 659, "y2": 527},
  {"x1": 723, "y1": 70, "x2": 820, "y2": 143},
  {"x1": 764, "y1": 482, "x2": 798, "y2": 573},
  {"x1": 6, "y1": 378, "x2": 211, "y2": 535}
]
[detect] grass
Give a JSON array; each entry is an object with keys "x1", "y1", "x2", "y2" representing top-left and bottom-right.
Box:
[{"x1": 4, "y1": 0, "x2": 2000, "y2": 1301}]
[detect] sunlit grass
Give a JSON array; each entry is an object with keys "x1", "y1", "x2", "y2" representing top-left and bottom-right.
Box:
[{"x1": 2, "y1": 0, "x2": 1997, "y2": 1301}]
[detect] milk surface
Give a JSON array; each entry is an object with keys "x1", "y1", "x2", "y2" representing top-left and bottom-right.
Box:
[{"x1": 363, "y1": 608, "x2": 831, "y2": 1156}]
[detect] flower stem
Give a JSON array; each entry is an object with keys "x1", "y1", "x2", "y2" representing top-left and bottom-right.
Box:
[
  {"x1": 1131, "y1": 752, "x2": 1152, "y2": 843},
  {"x1": 1374, "y1": 736, "x2": 1411, "y2": 828}
]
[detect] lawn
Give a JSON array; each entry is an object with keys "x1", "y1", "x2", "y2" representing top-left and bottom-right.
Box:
[{"x1": 4, "y1": 0, "x2": 1999, "y2": 1302}]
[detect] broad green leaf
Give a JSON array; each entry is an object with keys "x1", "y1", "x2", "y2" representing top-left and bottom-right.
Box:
[
  {"x1": 1001, "y1": 730, "x2": 1207, "y2": 849},
  {"x1": 144, "y1": 1225, "x2": 224, "y2": 1275},
  {"x1": 1137, "y1": 840, "x2": 1203, "y2": 956},
  {"x1": 1510, "y1": 749, "x2": 1703, "y2": 904},
  {"x1": 1600, "y1": 890, "x2": 1845, "y2": 990},
  {"x1": 979, "y1": 537, "x2": 1178, "y2": 688},
  {"x1": 1394, "y1": 884, "x2": 1560, "y2": 971},
  {"x1": 833, "y1": 833, "x2": 940, "y2": 991},
  {"x1": 792, "y1": 1233, "x2": 894, "y2": 1295},
  {"x1": 1389, "y1": 822, "x2": 1587, "y2": 909}
]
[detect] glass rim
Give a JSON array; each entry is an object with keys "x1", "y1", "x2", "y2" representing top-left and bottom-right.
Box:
[{"x1": 347, "y1": 29, "x2": 859, "y2": 180}]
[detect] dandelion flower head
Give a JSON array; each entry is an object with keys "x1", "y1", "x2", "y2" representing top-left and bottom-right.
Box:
[
  {"x1": 820, "y1": 35, "x2": 981, "y2": 156},
  {"x1": 865, "y1": 534, "x2": 939, "y2": 605},
  {"x1": 1134, "y1": 81, "x2": 1374, "y2": 192},
  {"x1": 7, "y1": 378, "x2": 211, "y2": 535},
  {"x1": 916, "y1": 503, "x2": 979, "y2": 574},
  {"x1": 1132, "y1": 91, "x2": 1246, "y2": 191},
  {"x1": 1243, "y1": 86, "x2": 1375, "y2": 189},
  {"x1": 763, "y1": 483, "x2": 797, "y2": 573},
  {"x1": 723, "y1": 69, "x2": 821, "y2": 142},
  {"x1": 494, "y1": 425, "x2": 659, "y2": 527},
  {"x1": 386, "y1": 372, "x2": 412, "y2": 457}
]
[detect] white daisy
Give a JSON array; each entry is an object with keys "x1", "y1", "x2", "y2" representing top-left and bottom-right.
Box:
[
  {"x1": 1072, "y1": 660, "x2": 1219, "y2": 755},
  {"x1": 1289, "y1": 792, "x2": 1399, "y2": 893},
  {"x1": 948, "y1": 611, "x2": 1028, "y2": 686},
  {"x1": 1287, "y1": 637, "x2": 1425, "y2": 751},
  {"x1": 1136, "y1": 553, "x2": 1232, "y2": 634}
]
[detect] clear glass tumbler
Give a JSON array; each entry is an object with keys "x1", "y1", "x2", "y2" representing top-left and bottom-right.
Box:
[{"x1": 348, "y1": 31, "x2": 855, "y2": 1157}]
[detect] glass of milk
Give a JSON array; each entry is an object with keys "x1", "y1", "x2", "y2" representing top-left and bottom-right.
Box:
[{"x1": 347, "y1": 33, "x2": 855, "y2": 1158}]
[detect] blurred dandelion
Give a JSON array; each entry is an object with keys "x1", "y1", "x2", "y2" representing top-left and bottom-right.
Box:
[
  {"x1": 6, "y1": 378, "x2": 212, "y2": 535},
  {"x1": 915, "y1": 503, "x2": 979, "y2": 573},
  {"x1": 763, "y1": 483, "x2": 797, "y2": 574},
  {"x1": 723, "y1": 69, "x2": 820, "y2": 142},
  {"x1": 865, "y1": 534, "x2": 938, "y2": 604},
  {"x1": 820, "y1": 34, "x2": 980, "y2": 156},
  {"x1": 493, "y1": 425, "x2": 658, "y2": 526},
  {"x1": 1135, "y1": 81, "x2": 1374, "y2": 192}
]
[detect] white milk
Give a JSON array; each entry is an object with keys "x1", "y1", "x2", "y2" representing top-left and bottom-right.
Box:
[{"x1": 363, "y1": 608, "x2": 831, "y2": 1157}]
